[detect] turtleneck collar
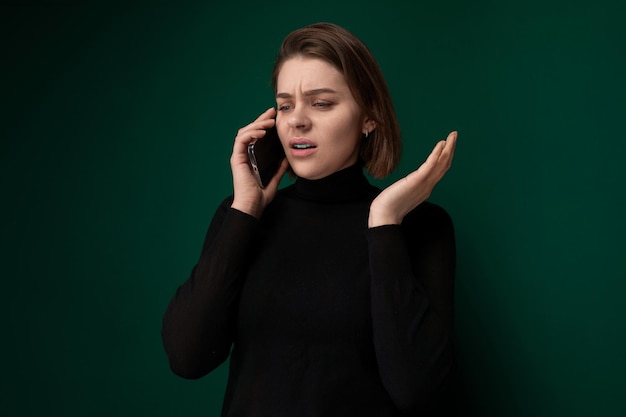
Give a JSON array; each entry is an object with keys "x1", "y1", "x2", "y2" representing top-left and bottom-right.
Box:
[{"x1": 289, "y1": 163, "x2": 378, "y2": 203}]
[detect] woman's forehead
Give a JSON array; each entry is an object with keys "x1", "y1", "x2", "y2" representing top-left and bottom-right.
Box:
[{"x1": 276, "y1": 57, "x2": 347, "y2": 94}]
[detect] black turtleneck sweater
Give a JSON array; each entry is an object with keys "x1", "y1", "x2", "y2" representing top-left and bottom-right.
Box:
[{"x1": 162, "y1": 164, "x2": 457, "y2": 416}]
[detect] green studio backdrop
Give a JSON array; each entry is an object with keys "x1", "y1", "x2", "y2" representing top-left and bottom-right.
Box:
[{"x1": 1, "y1": 1, "x2": 625, "y2": 416}]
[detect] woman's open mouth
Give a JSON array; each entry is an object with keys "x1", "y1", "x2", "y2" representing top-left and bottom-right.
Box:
[{"x1": 289, "y1": 138, "x2": 318, "y2": 157}]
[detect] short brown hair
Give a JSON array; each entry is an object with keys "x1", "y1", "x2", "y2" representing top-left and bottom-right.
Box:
[{"x1": 271, "y1": 23, "x2": 401, "y2": 178}]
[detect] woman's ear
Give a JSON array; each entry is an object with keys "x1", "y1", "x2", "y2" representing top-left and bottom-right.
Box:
[{"x1": 362, "y1": 118, "x2": 377, "y2": 136}]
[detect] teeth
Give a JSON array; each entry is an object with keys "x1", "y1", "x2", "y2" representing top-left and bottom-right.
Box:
[{"x1": 293, "y1": 144, "x2": 314, "y2": 149}]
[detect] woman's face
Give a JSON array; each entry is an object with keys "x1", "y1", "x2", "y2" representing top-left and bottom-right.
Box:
[{"x1": 275, "y1": 57, "x2": 369, "y2": 180}]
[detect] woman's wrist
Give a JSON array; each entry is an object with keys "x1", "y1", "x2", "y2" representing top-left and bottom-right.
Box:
[
  {"x1": 231, "y1": 198, "x2": 262, "y2": 220},
  {"x1": 368, "y1": 209, "x2": 402, "y2": 228}
]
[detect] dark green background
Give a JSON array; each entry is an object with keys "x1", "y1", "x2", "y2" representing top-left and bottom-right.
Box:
[{"x1": 2, "y1": 1, "x2": 625, "y2": 416}]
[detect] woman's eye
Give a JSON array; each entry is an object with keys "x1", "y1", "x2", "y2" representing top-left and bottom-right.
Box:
[
  {"x1": 313, "y1": 101, "x2": 332, "y2": 108},
  {"x1": 277, "y1": 104, "x2": 292, "y2": 111}
]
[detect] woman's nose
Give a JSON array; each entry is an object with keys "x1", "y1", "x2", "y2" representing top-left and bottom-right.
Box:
[{"x1": 287, "y1": 107, "x2": 311, "y2": 131}]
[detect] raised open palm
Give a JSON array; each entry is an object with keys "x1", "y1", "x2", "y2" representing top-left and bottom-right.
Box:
[{"x1": 369, "y1": 131, "x2": 457, "y2": 227}]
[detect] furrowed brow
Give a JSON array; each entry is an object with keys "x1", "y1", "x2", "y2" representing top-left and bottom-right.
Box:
[
  {"x1": 275, "y1": 88, "x2": 338, "y2": 99},
  {"x1": 304, "y1": 88, "x2": 338, "y2": 96}
]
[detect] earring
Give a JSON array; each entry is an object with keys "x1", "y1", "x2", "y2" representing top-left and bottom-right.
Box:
[{"x1": 364, "y1": 130, "x2": 369, "y2": 139}]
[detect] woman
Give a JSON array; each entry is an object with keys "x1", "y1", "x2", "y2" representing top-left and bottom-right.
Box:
[{"x1": 162, "y1": 23, "x2": 458, "y2": 416}]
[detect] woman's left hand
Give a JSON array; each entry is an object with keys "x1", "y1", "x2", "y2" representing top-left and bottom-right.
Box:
[{"x1": 368, "y1": 131, "x2": 457, "y2": 228}]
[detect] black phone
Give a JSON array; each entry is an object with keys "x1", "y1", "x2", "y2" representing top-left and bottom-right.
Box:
[{"x1": 247, "y1": 125, "x2": 285, "y2": 188}]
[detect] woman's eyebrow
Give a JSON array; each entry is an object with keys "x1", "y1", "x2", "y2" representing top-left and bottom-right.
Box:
[{"x1": 276, "y1": 88, "x2": 339, "y2": 99}]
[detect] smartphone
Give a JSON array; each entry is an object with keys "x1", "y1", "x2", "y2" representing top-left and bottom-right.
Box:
[{"x1": 247, "y1": 125, "x2": 285, "y2": 188}]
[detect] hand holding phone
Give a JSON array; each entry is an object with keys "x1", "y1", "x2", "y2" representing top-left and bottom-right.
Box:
[{"x1": 247, "y1": 125, "x2": 285, "y2": 188}]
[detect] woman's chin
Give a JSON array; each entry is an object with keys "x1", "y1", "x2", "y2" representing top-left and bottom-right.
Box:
[{"x1": 290, "y1": 165, "x2": 326, "y2": 180}]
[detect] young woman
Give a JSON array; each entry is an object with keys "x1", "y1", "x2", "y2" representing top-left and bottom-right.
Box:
[{"x1": 162, "y1": 23, "x2": 458, "y2": 416}]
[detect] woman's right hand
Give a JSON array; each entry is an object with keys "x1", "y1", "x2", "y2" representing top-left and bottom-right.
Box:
[{"x1": 230, "y1": 107, "x2": 289, "y2": 219}]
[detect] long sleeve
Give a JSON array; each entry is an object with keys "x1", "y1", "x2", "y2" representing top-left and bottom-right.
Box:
[
  {"x1": 366, "y1": 202, "x2": 456, "y2": 414},
  {"x1": 161, "y1": 199, "x2": 258, "y2": 379},
  {"x1": 161, "y1": 165, "x2": 458, "y2": 416}
]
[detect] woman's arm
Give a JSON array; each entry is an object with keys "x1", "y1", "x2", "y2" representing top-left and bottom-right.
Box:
[
  {"x1": 162, "y1": 108, "x2": 287, "y2": 379},
  {"x1": 161, "y1": 199, "x2": 259, "y2": 379},
  {"x1": 367, "y1": 131, "x2": 458, "y2": 412},
  {"x1": 367, "y1": 203, "x2": 456, "y2": 412}
]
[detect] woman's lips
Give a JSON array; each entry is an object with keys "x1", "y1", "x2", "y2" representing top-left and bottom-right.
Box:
[{"x1": 289, "y1": 138, "x2": 317, "y2": 157}]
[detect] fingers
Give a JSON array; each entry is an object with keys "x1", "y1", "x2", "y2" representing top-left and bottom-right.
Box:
[
  {"x1": 236, "y1": 107, "x2": 276, "y2": 139},
  {"x1": 231, "y1": 108, "x2": 277, "y2": 160},
  {"x1": 442, "y1": 131, "x2": 457, "y2": 160},
  {"x1": 244, "y1": 107, "x2": 276, "y2": 140},
  {"x1": 431, "y1": 131, "x2": 457, "y2": 157},
  {"x1": 430, "y1": 131, "x2": 457, "y2": 166},
  {"x1": 253, "y1": 107, "x2": 276, "y2": 123},
  {"x1": 432, "y1": 140, "x2": 447, "y2": 158},
  {"x1": 411, "y1": 131, "x2": 457, "y2": 184},
  {"x1": 421, "y1": 140, "x2": 446, "y2": 172}
]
